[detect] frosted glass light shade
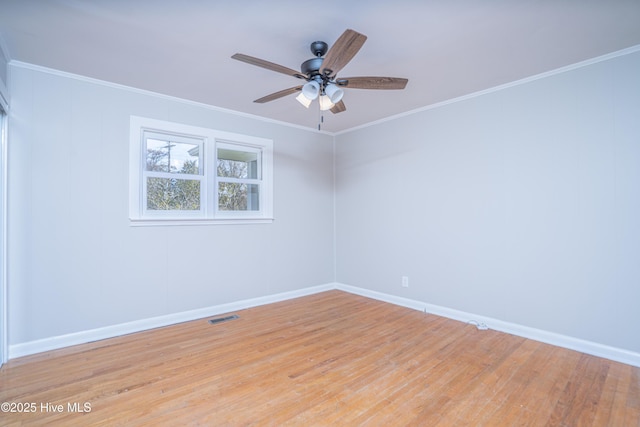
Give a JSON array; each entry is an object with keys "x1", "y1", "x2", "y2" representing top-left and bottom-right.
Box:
[
  {"x1": 296, "y1": 92, "x2": 312, "y2": 108},
  {"x1": 324, "y1": 84, "x2": 344, "y2": 103},
  {"x1": 301, "y1": 81, "x2": 320, "y2": 100},
  {"x1": 319, "y1": 95, "x2": 335, "y2": 111}
]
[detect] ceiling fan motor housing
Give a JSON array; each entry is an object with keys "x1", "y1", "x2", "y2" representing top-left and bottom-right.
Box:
[
  {"x1": 301, "y1": 41, "x2": 329, "y2": 76},
  {"x1": 301, "y1": 57, "x2": 323, "y2": 76}
]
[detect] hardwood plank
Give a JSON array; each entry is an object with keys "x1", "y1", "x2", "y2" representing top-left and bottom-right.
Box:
[
  {"x1": 1, "y1": 290, "x2": 638, "y2": 426},
  {"x1": 592, "y1": 361, "x2": 629, "y2": 426}
]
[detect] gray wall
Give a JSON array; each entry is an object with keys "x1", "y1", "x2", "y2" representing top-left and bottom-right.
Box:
[
  {"x1": 8, "y1": 64, "x2": 335, "y2": 345},
  {"x1": 335, "y1": 51, "x2": 640, "y2": 353}
]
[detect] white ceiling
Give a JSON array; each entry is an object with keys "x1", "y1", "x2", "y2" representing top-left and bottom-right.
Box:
[{"x1": 1, "y1": 0, "x2": 640, "y2": 133}]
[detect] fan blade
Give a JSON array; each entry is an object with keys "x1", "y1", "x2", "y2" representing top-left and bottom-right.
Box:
[
  {"x1": 337, "y1": 77, "x2": 408, "y2": 90},
  {"x1": 232, "y1": 53, "x2": 306, "y2": 79},
  {"x1": 254, "y1": 86, "x2": 302, "y2": 103},
  {"x1": 320, "y1": 29, "x2": 367, "y2": 77},
  {"x1": 330, "y1": 100, "x2": 346, "y2": 114}
]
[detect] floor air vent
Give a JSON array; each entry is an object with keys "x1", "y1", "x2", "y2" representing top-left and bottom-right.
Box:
[{"x1": 208, "y1": 314, "x2": 239, "y2": 325}]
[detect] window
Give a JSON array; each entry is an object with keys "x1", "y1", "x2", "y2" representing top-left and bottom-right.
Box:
[
  {"x1": 143, "y1": 131, "x2": 204, "y2": 216},
  {"x1": 129, "y1": 116, "x2": 273, "y2": 225},
  {"x1": 217, "y1": 143, "x2": 261, "y2": 213}
]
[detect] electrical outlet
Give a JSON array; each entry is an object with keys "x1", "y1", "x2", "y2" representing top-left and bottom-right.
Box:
[{"x1": 401, "y1": 276, "x2": 409, "y2": 287}]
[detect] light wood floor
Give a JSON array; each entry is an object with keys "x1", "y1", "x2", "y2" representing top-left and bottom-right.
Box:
[{"x1": 1, "y1": 290, "x2": 639, "y2": 426}]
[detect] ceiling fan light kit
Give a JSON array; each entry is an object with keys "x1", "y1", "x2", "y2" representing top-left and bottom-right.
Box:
[
  {"x1": 298, "y1": 80, "x2": 343, "y2": 110},
  {"x1": 324, "y1": 83, "x2": 344, "y2": 103},
  {"x1": 232, "y1": 29, "x2": 408, "y2": 118},
  {"x1": 318, "y1": 95, "x2": 335, "y2": 111},
  {"x1": 295, "y1": 92, "x2": 312, "y2": 108},
  {"x1": 301, "y1": 80, "x2": 320, "y2": 100}
]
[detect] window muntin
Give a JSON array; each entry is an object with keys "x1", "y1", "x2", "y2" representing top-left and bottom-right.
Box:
[{"x1": 129, "y1": 116, "x2": 273, "y2": 225}]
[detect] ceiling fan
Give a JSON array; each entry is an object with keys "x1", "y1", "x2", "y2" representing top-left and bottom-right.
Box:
[{"x1": 231, "y1": 29, "x2": 408, "y2": 114}]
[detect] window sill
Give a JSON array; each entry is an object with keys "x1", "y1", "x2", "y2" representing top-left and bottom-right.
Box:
[{"x1": 129, "y1": 217, "x2": 274, "y2": 227}]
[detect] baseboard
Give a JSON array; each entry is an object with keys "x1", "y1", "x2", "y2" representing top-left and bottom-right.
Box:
[
  {"x1": 335, "y1": 283, "x2": 640, "y2": 368},
  {"x1": 8, "y1": 283, "x2": 335, "y2": 359},
  {"x1": 10, "y1": 282, "x2": 640, "y2": 368}
]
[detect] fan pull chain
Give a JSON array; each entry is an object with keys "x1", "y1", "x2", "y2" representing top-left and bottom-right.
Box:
[{"x1": 317, "y1": 101, "x2": 323, "y2": 130}]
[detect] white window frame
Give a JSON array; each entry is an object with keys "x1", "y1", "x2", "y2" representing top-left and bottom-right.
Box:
[{"x1": 129, "y1": 116, "x2": 273, "y2": 226}]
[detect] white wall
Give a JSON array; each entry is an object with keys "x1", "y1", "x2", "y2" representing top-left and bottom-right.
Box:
[
  {"x1": 335, "y1": 50, "x2": 640, "y2": 354},
  {"x1": 8, "y1": 64, "x2": 335, "y2": 345}
]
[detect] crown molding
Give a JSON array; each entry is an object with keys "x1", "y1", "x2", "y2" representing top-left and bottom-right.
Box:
[{"x1": 8, "y1": 60, "x2": 334, "y2": 136}]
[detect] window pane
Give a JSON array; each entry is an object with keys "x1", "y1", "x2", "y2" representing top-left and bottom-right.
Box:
[
  {"x1": 218, "y1": 183, "x2": 259, "y2": 211},
  {"x1": 146, "y1": 138, "x2": 200, "y2": 175},
  {"x1": 217, "y1": 148, "x2": 258, "y2": 179},
  {"x1": 147, "y1": 177, "x2": 201, "y2": 211}
]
